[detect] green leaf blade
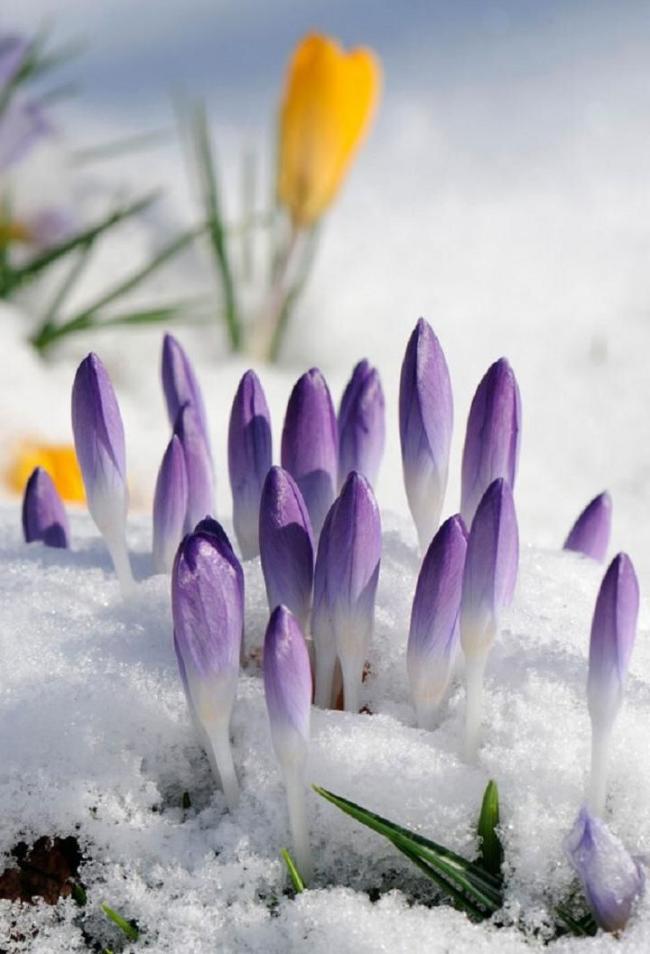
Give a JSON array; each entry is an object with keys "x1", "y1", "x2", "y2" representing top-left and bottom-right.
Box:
[
  {"x1": 280, "y1": 848, "x2": 305, "y2": 894},
  {"x1": 477, "y1": 780, "x2": 504, "y2": 878}
]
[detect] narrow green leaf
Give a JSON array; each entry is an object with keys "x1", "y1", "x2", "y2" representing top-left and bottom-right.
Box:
[
  {"x1": 101, "y1": 902, "x2": 139, "y2": 941},
  {"x1": 71, "y1": 128, "x2": 172, "y2": 165},
  {"x1": 555, "y1": 904, "x2": 598, "y2": 937},
  {"x1": 181, "y1": 791, "x2": 191, "y2": 810},
  {"x1": 71, "y1": 882, "x2": 87, "y2": 906},
  {"x1": 268, "y1": 224, "x2": 320, "y2": 362},
  {"x1": 280, "y1": 848, "x2": 305, "y2": 893},
  {"x1": 393, "y1": 836, "x2": 489, "y2": 921},
  {"x1": 477, "y1": 780, "x2": 503, "y2": 878}
]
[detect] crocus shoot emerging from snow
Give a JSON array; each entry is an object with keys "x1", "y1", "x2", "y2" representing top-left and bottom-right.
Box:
[
  {"x1": 228, "y1": 369, "x2": 272, "y2": 559},
  {"x1": 161, "y1": 333, "x2": 211, "y2": 455},
  {"x1": 22, "y1": 466, "x2": 70, "y2": 548},
  {"x1": 564, "y1": 492, "x2": 612, "y2": 563},
  {"x1": 337, "y1": 359, "x2": 385, "y2": 490},
  {"x1": 174, "y1": 402, "x2": 214, "y2": 533},
  {"x1": 152, "y1": 435, "x2": 188, "y2": 574}
]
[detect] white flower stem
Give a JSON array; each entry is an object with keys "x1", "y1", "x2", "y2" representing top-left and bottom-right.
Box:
[
  {"x1": 588, "y1": 725, "x2": 612, "y2": 816},
  {"x1": 105, "y1": 530, "x2": 134, "y2": 596},
  {"x1": 341, "y1": 654, "x2": 364, "y2": 714},
  {"x1": 206, "y1": 723, "x2": 240, "y2": 811},
  {"x1": 284, "y1": 767, "x2": 312, "y2": 884},
  {"x1": 314, "y1": 648, "x2": 337, "y2": 709},
  {"x1": 464, "y1": 652, "x2": 488, "y2": 761}
]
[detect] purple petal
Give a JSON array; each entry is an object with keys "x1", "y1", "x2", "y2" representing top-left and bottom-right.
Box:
[
  {"x1": 337, "y1": 359, "x2": 385, "y2": 489},
  {"x1": 399, "y1": 319, "x2": 453, "y2": 550},
  {"x1": 228, "y1": 369, "x2": 272, "y2": 559},
  {"x1": 174, "y1": 402, "x2": 214, "y2": 533},
  {"x1": 588, "y1": 553, "x2": 639, "y2": 731},
  {"x1": 281, "y1": 368, "x2": 338, "y2": 537},
  {"x1": 564, "y1": 492, "x2": 612, "y2": 563},
  {"x1": 0, "y1": 35, "x2": 28, "y2": 87},
  {"x1": 407, "y1": 514, "x2": 467, "y2": 723},
  {"x1": 25, "y1": 206, "x2": 76, "y2": 250},
  {"x1": 193, "y1": 516, "x2": 245, "y2": 603},
  {"x1": 259, "y1": 466, "x2": 314, "y2": 628},
  {"x1": 461, "y1": 358, "x2": 521, "y2": 526},
  {"x1": 21, "y1": 467, "x2": 69, "y2": 549},
  {"x1": 263, "y1": 605, "x2": 312, "y2": 753},
  {"x1": 0, "y1": 96, "x2": 51, "y2": 171},
  {"x1": 152, "y1": 435, "x2": 188, "y2": 574},
  {"x1": 460, "y1": 478, "x2": 519, "y2": 657},
  {"x1": 565, "y1": 807, "x2": 645, "y2": 933},
  {"x1": 161, "y1": 334, "x2": 211, "y2": 454}
]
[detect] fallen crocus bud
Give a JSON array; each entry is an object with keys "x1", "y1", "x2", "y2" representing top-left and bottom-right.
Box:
[
  {"x1": 337, "y1": 359, "x2": 385, "y2": 490},
  {"x1": 172, "y1": 523, "x2": 244, "y2": 810},
  {"x1": 407, "y1": 514, "x2": 467, "y2": 729},
  {"x1": 565, "y1": 806, "x2": 645, "y2": 933},
  {"x1": 22, "y1": 467, "x2": 70, "y2": 548},
  {"x1": 71, "y1": 353, "x2": 133, "y2": 593},
  {"x1": 161, "y1": 333, "x2": 211, "y2": 454},
  {"x1": 263, "y1": 605, "x2": 313, "y2": 882},
  {"x1": 228, "y1": 370, "x2": 272, "y2": 559},
  {"x1": 259, "y1": 466, "x2": 314, "y2": 629},
  {"x1": 174, "y1": 402, "x2": 214, "y2": 532},
  {"x1": 399, "y1": 319, "x2": 453, "y2": 551},
  {"x1": 315, "y1": 472, "x2": 381, "y2": 713},
  {"x1": 564, "y1": 492, "x2": 612, "y2": 563},
  {"x1": 460, "y1": 478, "x2": 518, "y2": 760},
  {"x1": 152, "y1": 435, "x2": 188, "y2": 574},
  {"x1": 281, "y1": 368, "x2": 338, "y2": 536},
  {"x1": 587, "y1": 553, "x2": 639, "y2": 815},
  {"x1": 460, "y1": 358, "x2": 521, "y2": 526}
]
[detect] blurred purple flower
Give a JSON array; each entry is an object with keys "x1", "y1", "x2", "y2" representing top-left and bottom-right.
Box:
[
  {"x1": 152, "y1": 435, "x2": 188, "y2": 574},
  {"x1": 228, "y1": 369, "x2": 272, "y2": 559},
  {"x1": 461, "y1": 358, "x2": 521, "y2": 526},
  {"x1": 174, "y1": 402, "x2": 214, "y2": 533},
  {"x1": 281, "y1": 368, "x2": 338, "y2": 537},
  {"x1": 161, "y1": 334, "x2": 211, "y2": 454},
  {"x1": 22, "y1": 466, "x2": 69, "y2": 549},
  {"x1": 564, "y1": 492, "x2": 612, "y2": 563},
  {"x1": 0, "y1": 35, "x2": 28, "y2": 87},
  {"x1": 337, "y1": 359, "x2": 385, "y2": 490},
  {"x1": 399, "y1": 318, "x2": 453, "y2": 551},
  {"x1": 565, "y1": 807, "x2": 644, "y2": 933},
  {"x1": 0, "y1": 97, "x2": 50, "y2": 171}
]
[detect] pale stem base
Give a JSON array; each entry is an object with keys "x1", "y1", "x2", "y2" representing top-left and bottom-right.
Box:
[
  {"x1": 105, "y1": 530, "x2": 135, "y2": 596},
  {"x1": 588, "y1": 726, "x2": 612, "y2": 816},
  {"x1": 464, "y1": 653, "x2": 488, "y2": 762},
  {"x1": 284, "y1": 767, "x2": 312, "y2": 884},
  {"x1": 341, "y1": 654, "x2": 364, "y2": 714},
  {"x1": 206, "y1": 723, "x2": 240, "y2": 812},
  {"x1": 314, "y1": 648, "x2": 337, "y2": 710}
]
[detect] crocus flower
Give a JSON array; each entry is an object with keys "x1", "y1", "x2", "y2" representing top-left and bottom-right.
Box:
[
  {"x1": 565, "y1": 807, "x2": 644, "y2": 933},
  {"x1": 6, "y1": 441, "x2": 84, "y2": 502},
  {"x1": 152, "y1": 435, "x2": 188, "y2": 574},
  {"x1": 263, "y1": 605, "x2": 313, "y2": 881},
  {"x1": 399, "y1": 318, "x2": 453, "y2": 551},
  {"x1": 564, "y1": 492, "x2": 612, "y2": 563},
  {"x1": 277, "y1": 33, "x2": 381, "y2": 227},
  {"x1": 172, "y1": 524, "x2": 244, "y2": 810},
  {"x1": 407, "y1": 514, "x2": 468, "y2": 729},
  {"x1": 313, "y1": 471, "x2": 381, "y2": 713},
  {"x1": 460, "y1": 358, "x2": 521, "y2": 526},
  {"x1": 460, "y1": 478, "x2": 519, "y2": 759},
  {"x1": 259, "y1": 466, "x2": 314, "y2": 629},
  {"x1": 0, "y1": 35, "x2": 28, "y2": 87},
  {"x1": 337, "y1": 359, "x2": 385, "y2": 490},
  {"x1": 281, "y1": 368, "x2": 338, "y2": 537},
  {"x1": 587, "y1": 553, "x2": 639, "y2": 815},
  {"x1": 22, "y1": 466, "x2": 69, "y2": 548},
  {"x1": 71, "y1": 353, "x2": 133, "y2": 592},
  {"x1": 228, "y1": 370, "x2": 272, "y2": 559},
  {"x1": 161, "y1": 334, "x2": 211, "y2": 455},
  {"x1": 174, "y1": 402, "x2": 214, "y2": 533}
]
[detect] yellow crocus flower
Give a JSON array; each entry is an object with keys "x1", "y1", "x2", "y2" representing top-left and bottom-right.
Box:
[
  {"x1": 6, "y1": 441, "x2": 85, "y2": 503},
  {"x1": 277, "y1": 33, "x2": 381, "y2": 227}
]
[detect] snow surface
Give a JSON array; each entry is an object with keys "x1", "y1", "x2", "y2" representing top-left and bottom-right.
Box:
[{"x1": 1, "y1": 502, "x2": 649, "y2": 952}]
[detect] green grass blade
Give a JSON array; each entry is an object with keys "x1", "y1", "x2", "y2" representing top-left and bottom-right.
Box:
[
  {"x1": 280, "y1": 848, "x2": 305, "y2": 893},
  {"x1": 268, "y1": 224, "x2": 320, "y2": 361},
  {"x1": 101, "y1": 902, "x2": 139, "y2": 941},
  {"x1": 477, "y1": 780, "x2": 503, "y2": 878},
  {"x1": 71, "y1": 128, "x2": 172, "y2": 165}
]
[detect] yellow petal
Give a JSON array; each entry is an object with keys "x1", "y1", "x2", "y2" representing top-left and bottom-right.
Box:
[
  {"x1": 277, "y1": 33, "x2": 381, "y2": 227},
  {"x1": 5, "y1": 441, "x2": 85, "y2": 503}
]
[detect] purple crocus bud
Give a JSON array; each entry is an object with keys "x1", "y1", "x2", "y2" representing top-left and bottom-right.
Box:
[
  {"x1": 407, "y1": 514, "x2": 468, "y2": 729},
  {"x1": 71, "y1": 352, "x2": 133, "y2": 592},
  {"x1": 564, "y1": 492, "x2": 612, "y2": 563},
  {"x1": 565, "y1": 807, "x2": 644, "y2": 933},
  {"x1": 460, "y1": 478, "x2": 518, "y2": 759},
  {"x1": 259, "y1": 466, "x2": 314, "y2": 629},
  {"x1": 174, "y1": 402, "x2": 214, "y2": 532},
  {"x1": 460, "y1": 358, "x2": 521, "y2": 526},
  {"x1": 172, "y1": 525, "x2": 244, "y2": 810},
  {"x1": 281, "y1": 368, "x2": 338, "y2": 537},
  {"x1": 587, "y1": 553, "x2": 639, "y2": 815},
  {"x1": 152, "y1": 435, "x2": 188, "y2": 574},
  {"x1": 399, "y1": 319, "x2": 453, "y2": 551},
  {"x1": 228, "y1": 370, "x2": 272, "y2": 559},
  {"x1": 337, "y1": 359, "x2": 385, "y2": 490},
  {"x1": 161, "y1": 334, "x2": 211, "y2": 454},
  {"x1": 0, "y1": 35, "x2": 28, "y2": 87},
  {"x1": 22, "y1": 467, "x2": 70, "y2": 549},
  {"x1": 316, "y1": 472, "x2": 381, "y2": 714},
  {"x1": 263, "y1": 605, "x2": 313, "y2": 882},
  {"x1": 311, "y1": 502, "x2": 337, "y2": 708}
]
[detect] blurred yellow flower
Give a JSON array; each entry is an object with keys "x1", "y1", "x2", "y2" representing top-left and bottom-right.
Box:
[
  {"x1": 277, "y1": 33, "x2": 381, "y2": 227},
  {"x1": 0, "y1": 218, "x2": 31, "y2": 245},
  {"x1": 6, "y1": 442, "x2": 85, "y2": 503}
]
